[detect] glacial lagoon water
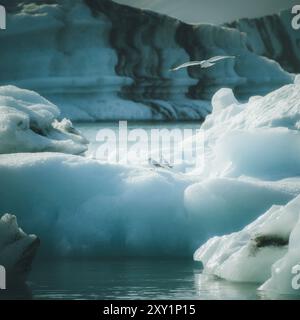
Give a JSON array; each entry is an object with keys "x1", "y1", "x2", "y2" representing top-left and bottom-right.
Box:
[
  {"x1": 27, "y1": 259, "x2": 260, "y2": 300},
  {"x1": 2, "y1": 259, "x2": 297, "y2": 300}
]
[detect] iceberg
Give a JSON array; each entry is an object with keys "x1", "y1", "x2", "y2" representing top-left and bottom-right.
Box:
[
  {"x1": 0, "y1": 151, "x2": 296, "y2": 258},
  {"x1": 0, "y1": 213, "x2": 39, "y2": 283},
  {"x1": 0, "y1": 152, "x2": 193, "y2": 257},
  {"x1": 259, "y1": 197, "x2": 300, "y2": 296},
  {"x1": 0, "y1": 0, "x2": 295, "y2": 121},
  {"x1": 194, "y1": 196, "x2": 300, "y2": 296},
  {"x1": 0, "y1": 85, "x2": 88, "y2": 154},
  {"x1": 193, "y1": 77, "x2": 300, "y2": 295},
  {"x1": 190, "y1": 78, "x2": 300, "y2": 179},
  {"x1": 0, "y1": 78, "x2": 299, "y2": 258}
]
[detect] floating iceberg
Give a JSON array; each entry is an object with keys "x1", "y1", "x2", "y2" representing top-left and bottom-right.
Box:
[
  {"x1": 0, "y1": 213, "x2": 39, "y2": 283},
  {"x1": 0, "y1": 152, "x2": 193, "y2": 256},
  {"x1": 1, "y1": 151, "x2": 296, "y2": 258},
  {"x1": 194, "y1": 196, "x2": 300, "y2": 296},
  {"x1": 193, "y1": 77, "x2": 300, "y2": 295},
  {"x1": 259, "y1": 197, "x2": 300, "y2": 296},
  {"x1": 0, "y1": 85, "x2": 88, "y2": 154},
  {"x1": 0, "y1": 79, "x2": 299, "y2": 258}
]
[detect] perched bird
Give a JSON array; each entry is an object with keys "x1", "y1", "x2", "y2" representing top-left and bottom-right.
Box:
[
  {"x1": 170, "y1": 55, "x2": 235, "y2": 71},
  {"x1": 148, "y1": 157, "x2": 173, "y2": 169}
]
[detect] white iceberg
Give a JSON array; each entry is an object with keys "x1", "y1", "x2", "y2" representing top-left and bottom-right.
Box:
[
  {"x1": 194, "y1": 195, "x2": 300, "y2": 296},
  {"x1": 0, "y1": 213, "x2": 39, "y2": 283},
  {"x1": 0, "y1": 79, "x2": 299, "y2": 258},
  {"x1": 259, "y1": 197, "x2": 300, "y2": 296},
  {"x1": 1, "y1": 151, "x2": 295, "y2": 258},
  {"x1": 193, "y1": 77, "x2": 300, "y2": 295},
  {"x1": 195, "y1": 79, "x2": 300, "y2": 178},
  {"x1": 0, "y1": 152, "x2": 193, "y2": 256},
  {"x1": 0, "y1": 85, "x2": 88, "y2": 154}
]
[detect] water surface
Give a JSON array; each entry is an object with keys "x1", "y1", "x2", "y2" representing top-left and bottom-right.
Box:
[{"x1": 27, "y1": 259, "x2": 260, "y2": 300}]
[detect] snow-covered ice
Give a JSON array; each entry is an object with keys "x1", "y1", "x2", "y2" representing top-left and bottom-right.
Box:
[
  {"x1": 1, "y1": 151, "x2": 296, "y2": 258},
  {"x1": 0, "y1": 85, "x2": 88, "y2": 154},
  {"x1": 0, "y1": 78, "x2": 299, "y2": 260},
  {"x1": 193, "y1": 77, "x2": 300, "y2": 295},
  {"x1": 259, "y1": 196, "x2": 300, "y2": 296},
  {"x1": 0, "y1": 66, "x2": 298, "y2": 292},
  {"x1": 194, "y1": 196, "x2": 300, "y2": 296},
  {"x1": 0, "y1": 152, "x2": 194, "y2": 256},
  {"x1": 191, "y1": 78, "x2": 300, "y2": 179}
]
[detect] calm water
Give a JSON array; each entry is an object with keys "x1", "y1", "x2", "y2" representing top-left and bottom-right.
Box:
[
  {"x1": 27, "y1": 259, "x2": 259, "y2": 300},
  {"x1": 1, "y1": 259, "x2": 297, "y2": 300}
]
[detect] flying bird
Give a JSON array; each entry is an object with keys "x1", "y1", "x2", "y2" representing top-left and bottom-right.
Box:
[{"x1": 170, "y1": 55, "x2": 235, "y2": 71}]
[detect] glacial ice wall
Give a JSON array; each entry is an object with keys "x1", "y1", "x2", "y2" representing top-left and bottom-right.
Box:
[
  {"x1": 0, "y1": 0, "x2": 295, "y2": 120},
  {"x1": 228, "y1": 9, "x2": 300, "y2": 74}
]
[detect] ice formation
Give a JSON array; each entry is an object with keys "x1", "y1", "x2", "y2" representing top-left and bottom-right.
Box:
[
  {"x1": 193, "y1": 77, "x2": 300, "y2": 296},
  {"x1": 0, "y1": 85, "x2": 88, "y2": 154},
  {"x1": 228, "y1": 10, "x2": 300, "y2": 74},
  {"x1": 0, "y1": 0, "x2": 294, "y2": 120},
  {"x1": 194, "y1": 196, "x2": 300, "y2": 297},
  {"x1": 0, "y1": 151, "x2": 294, "y2": 258},
  {"x1": 0, "y1": 78, "x2": 298, "y2": 260},
  {"x1": 259, "y1": 197, "x2": 300, "y2": 296},
  {"x1": 194, "y1": 78, "x2": 300, "y2": 179},
  {"x1": 0, "y1": 213, "x2": 39, "y2": 282}
]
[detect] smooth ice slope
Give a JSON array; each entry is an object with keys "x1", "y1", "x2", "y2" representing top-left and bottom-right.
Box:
[{"x1": 0, "y1": 86, "x2": 88, "y2": 154}]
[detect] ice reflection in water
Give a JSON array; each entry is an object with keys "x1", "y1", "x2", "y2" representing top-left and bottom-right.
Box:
[
  {"x1": 25, "y1": 259, "x2": 261, "y2": 300},
  {"x1": 2, "y1": 259, "x2": 297, "y2": 300}
]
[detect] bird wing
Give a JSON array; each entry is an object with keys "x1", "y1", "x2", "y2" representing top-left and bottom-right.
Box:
[
  {"x1": 170, "y1": 56, "x2": 235, "y2": 71},
  {"x1": 207, "y1": 55, "x2": 235, "y2": 63},
  {"x1": 170, "y1": 60, "x2": 203, "y2": 71},
  {"x1": 201, "y1": 61, "x2": 215, "y2": 68}
]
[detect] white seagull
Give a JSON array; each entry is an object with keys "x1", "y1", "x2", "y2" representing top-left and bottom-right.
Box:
[{"x1": 170, "y1": 55, "x2": 235, "y2": 71}]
